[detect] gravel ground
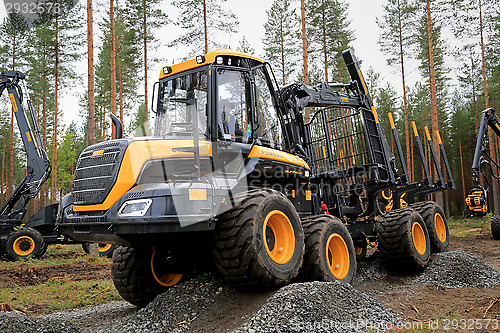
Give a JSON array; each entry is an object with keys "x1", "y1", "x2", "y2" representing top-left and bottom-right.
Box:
[
  {"x1": 234, "y1": 281, "x2": 399, "y2": 333},
  {"x1": 1, "y1": 250, "x2": 499, "y2": 333},
  {"x1": 355, "y1": 250, "x2": 500, "y2": 289},
  {"x1": 413, "y1": 250, "x2": 500, "y2": 288},
  {"x1": 0, "y1": 312, "x2": 80, "y2": 333}
]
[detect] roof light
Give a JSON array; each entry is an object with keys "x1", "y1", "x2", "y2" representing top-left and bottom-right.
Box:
[
  {"x1": 196, "y1": 55, "x2": 205, "y2": 64},
  {"x1": 216, "y1": 56, "x2": 223, "y2": 65},
  {"x1": 162, "y1": 66, "x2": 172, "y2": 75}
]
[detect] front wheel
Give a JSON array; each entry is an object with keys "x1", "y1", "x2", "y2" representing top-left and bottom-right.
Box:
[
  {"x1": 111, "y1": 246, "x2": 183, "y2": 307},
  {"x1": 212, "y1": 189, "x2": 304, "y2": 290},
  {"x1": 301, "y1": 215, "x2": 356, "y2": 283},
  {"x1": 5, "y1": 227, "x2": 46, "y2": 261}
]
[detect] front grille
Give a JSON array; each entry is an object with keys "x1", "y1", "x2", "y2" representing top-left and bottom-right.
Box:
[{"x1": 72, "y1": 140, "x2": 127, "y2": 205}]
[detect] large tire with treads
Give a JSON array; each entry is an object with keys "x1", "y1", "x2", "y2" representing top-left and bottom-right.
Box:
[
  {"x1": 111, "y1": 246, "x2": 183, "y2": 307},
  {"x1": 300, "y1": 215, "x2": 356, "y2": 283},
  {"x1": 5, "y1": 227, "x2": 46, "y2": 261},
  {"x1": 410, "y1": 201, "x2": 449, "y2": 252},
  {"x1": 376, "y1": 208, "x2": 431, "y2": 272},
  {"x1": 212, "y1": 189, "x2": 304, "y2": 290},
  {"x1": 491, "y1": 216, "x2": 500, "y2": 240}
]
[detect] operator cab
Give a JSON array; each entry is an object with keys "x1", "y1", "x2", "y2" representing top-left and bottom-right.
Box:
[{"x1": 153, "y1": 50, "x2": 287, "y2": 152}]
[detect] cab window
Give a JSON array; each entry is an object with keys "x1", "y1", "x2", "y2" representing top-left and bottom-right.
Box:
[{"x1": 252, "y1": 66, "x2": 283, "y2": 149}]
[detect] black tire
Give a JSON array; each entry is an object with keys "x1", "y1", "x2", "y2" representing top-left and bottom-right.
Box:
[
  {"x1": 491, "y1": 216, "x2": 500, "y2": 240},
  {"x1": 82, "y1": 243, "x2": 117, "y2": 258},
  {"x1": 300, "y1": 215, "x2": 356, "y2": 283},
  {"x1": 5, "y1": 227, "x2": 46, "y2": 261},
  {"x1": 212, "y1": 189, "x2": 304, "y2": 290},
  {"x1": 82, "y1": 243, "x2": 90, "y2": 254},
  {"x1": 376, "y1": 208, "x2": 431, "y2": 272},
  {"x1": 98, "y1": 243, "x2": 117, "y2": 258},
  {"x1": 410, "y1": 201, "x2": 450, "y2": 253},
  {"x1": 111, "y1": 246, "x2": 183, "y2": 307}
]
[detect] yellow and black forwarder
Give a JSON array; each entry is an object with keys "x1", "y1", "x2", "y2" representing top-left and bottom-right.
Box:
[{"x1": 57, "y1": 49, "x2": 453, "y2": 306}]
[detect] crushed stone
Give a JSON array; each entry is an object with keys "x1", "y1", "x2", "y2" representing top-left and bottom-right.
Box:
[
  {"x1": 234, "y1": 281, "x2": 399, "y2": 333},
  {"x1": 414, "y1": 250, "x2": 500, "y2": 288},
  {"x1": 0, "y1": 311, "x2": 80, "y2": 333}
]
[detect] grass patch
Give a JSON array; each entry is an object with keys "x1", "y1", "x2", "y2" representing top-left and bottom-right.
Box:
[
  {"x1": 0, "y1": 244, "x2": 110, "y2": 270},
  {"x1": 448, "y1": 216, "x2": 491, "y2": 237},
  {"x1": 1, "y1": 279, "x2": 121, "y2": 314}
]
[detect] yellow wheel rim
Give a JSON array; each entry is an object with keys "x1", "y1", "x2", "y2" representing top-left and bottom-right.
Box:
[
  {"x1": 412, "y1": 222, "x2": 426, "y2": 255},
  {"x1": 263, "y1": 210, "x2": 295, "y2": 264},
  {"x1": 98, "y1": 244, "x2": 113, "y2": 253},
  {"x1": 326, "y1": 233, "x2": 350, "y2": 280},
  {"x1": 434, "y1": 213, "x2": 447, "y2": 243},
  {"x1": 150, "y1": 248, "x2": 183, "y2": 287},
  {"x1": 13, "y1": 236, "x2": 35, "y2": 256}
]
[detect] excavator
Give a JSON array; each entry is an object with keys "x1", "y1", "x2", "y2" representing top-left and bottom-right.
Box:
[{"x1": 464, "y1": 108, "x2": 500, "y2": 239}]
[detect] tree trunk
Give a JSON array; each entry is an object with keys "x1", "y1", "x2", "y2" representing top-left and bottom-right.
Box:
[
  {"x1": 203, "y1": 0, "x2": 208, "y2": 54},
  {"x1": 426, "y1": 0, "x2": 443, "y2": 208},
  {"x1": 280, "y1": 18, "x2": 285, "y2": 85},
  {"x1": 1, "y1": 146, "x2": 5, "y2": 202},
  {"x1": 300, "y1": 0, "x2": 310, "y2": 121},
  {"x1": 478, "y1": 0, "x2": 497, "y2": 213},
  {"x1": 88, "y1": 0, "x2": 95, "y2": 146},
  {"x1": 52, "y1": 18, "x2": 59, "y2": 203},
  {"x1": 322, "y1": 5, "x2": 328, "y2": 82},
  {"x1": 110, "y1": 0, "x2": 117, "y2": 139},
  {"x1": 8, "y1": 109, "x2": 13, "y2": 199},
  {"x1": 143, "y1": 0, "x2": 149, "y2": 134},
  {"x1": 398, "y1": 0, "x2": 411, "y2": 183}
]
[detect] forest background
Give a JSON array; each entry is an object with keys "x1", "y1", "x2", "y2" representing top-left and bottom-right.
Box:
[{"x1": 0, "y1": 0, "x2": 498, "y2": 217}]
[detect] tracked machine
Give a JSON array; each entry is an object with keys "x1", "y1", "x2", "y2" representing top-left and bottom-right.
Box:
[{"x1": 57, "y1": 49, "x2": 453, "y2": 306}]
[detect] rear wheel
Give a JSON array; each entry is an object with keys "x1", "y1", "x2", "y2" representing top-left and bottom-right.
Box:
[
  {"x1": 491, "y1": 216, "x2": 500, "y2": 240},
  {"x1": 376, "y1": 208, "x2": 431, "y2": 272},
  {"x1": 301, "y1": 215, "x2": 356, "y2": 283},
  {"x1": 212, "y1": 189, "x2": 304, "y2": 290},
  {"x1": 5, "y1": 228, "x2": 46, "y2": 261},
  {"x1": 410, "y1": 201, "x2": 449, "y2": 252},
  {"x1": 111, "y1": 246, "x2": 183, "y2": 307}
]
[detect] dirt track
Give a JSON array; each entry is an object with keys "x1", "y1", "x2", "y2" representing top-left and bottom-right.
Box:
[{"x1": 1, "y1": 232, "x2": 499, "y2": 332}]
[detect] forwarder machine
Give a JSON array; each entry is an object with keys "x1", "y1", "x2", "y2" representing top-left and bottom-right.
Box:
[
  {"x1": 464, "y1": 108, "x2": 500, "y2": 239},
  {"x1": 0, "y1": 70, "x2": 52, "y2": 260},
  {"x1": 0, "y1": 71, "x2": 116, "y2": 260},
  {"x1": 56, "y1": 49, "x2": 452, "y2": 307}
]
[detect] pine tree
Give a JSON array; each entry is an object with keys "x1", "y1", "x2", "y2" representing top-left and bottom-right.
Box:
[
  {"x1": 171, "y1": 0, "x2": 238, "y2": 56},
  {"x1": 262, "y1": 0, "x2": 300, "y2": 85},
  {"x1": 377, "y1": 0, "x2": 418, "y2": 181},
  {"x1": 307, "y1": 0, "x2": 354, "y2": 82}
]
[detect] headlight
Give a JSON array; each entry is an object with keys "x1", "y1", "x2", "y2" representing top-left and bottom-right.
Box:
[{"x1": 118, "y1": 199, "x2": 152, "y2": 217}]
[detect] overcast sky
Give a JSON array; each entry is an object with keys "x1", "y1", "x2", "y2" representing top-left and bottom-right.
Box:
[{"x1": 0, "y1": 0, "x2": 434, "y2": 128}]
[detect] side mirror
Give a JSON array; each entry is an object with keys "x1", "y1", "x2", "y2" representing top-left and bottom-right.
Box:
[{"x1": 151, "y1": 82, "x2": 159, "y2": 113}]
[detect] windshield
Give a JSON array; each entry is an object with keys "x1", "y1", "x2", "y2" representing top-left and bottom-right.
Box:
[{"x1": 155, "y1": 69, "x2": 208, "y2": 138}]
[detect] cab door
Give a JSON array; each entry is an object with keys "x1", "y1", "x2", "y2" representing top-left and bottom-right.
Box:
[{"x1": 213, "y1": 68, "x2": 253, "y2": 177}]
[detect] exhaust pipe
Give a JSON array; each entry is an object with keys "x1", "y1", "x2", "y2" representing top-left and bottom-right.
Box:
[{"x1": 110, "y1": 113, "x2": 123, "y2": 139}]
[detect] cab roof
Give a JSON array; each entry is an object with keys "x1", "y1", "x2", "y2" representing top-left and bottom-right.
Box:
[{"x1": 159, "y1": 49, "x2": 264, "y2": 80}]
